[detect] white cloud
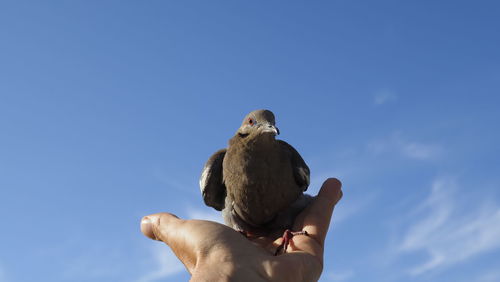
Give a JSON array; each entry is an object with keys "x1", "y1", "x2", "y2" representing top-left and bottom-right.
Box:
[
  {"x1": 152, "y1": 167, "x2": 199, "y2": 197},
  {"x1": 477, "y1": 269, "x2": 500, "y2": 282},
  {"x1": 398, "y1": 177, "x2": 500, "y2": 275},
  {"x1": 373, "y1": 89, "x2": 397, "y2": 105},
  {"x1": 367, "y1": 133, "x2": 442, "y2": 161},
  {"x1": 333, "y1": 193, "x2": 374, "y2": 224},
  {"x1": 323, "y1": 269, "x2": 354, "y2": 281},
  {"x1": 186, "y1": 206, "x2": 224, "y2": 224},
  {"x1": 400, "y1": 141, "x2": 441, "y2": 160},
  {"x1": 136, "y1": 244, "x2": 185, "y2": 282},
  {"x1": 0, "y1": 262, "x2": 7, "y2": 282},
  {"x1": 60, "y1": 246, "x2": 125, "y2": 279}
]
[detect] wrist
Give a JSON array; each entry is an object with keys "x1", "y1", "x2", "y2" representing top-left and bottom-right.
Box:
[{"x1": 190, "y1": 252, "x2": 268, "y2": 282}]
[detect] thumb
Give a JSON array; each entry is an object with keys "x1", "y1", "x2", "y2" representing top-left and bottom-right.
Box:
[
  {"x1": 141, "y1": 213, "x2": 198, "y2": 271},
  {"x1": 141, "y1": 212, "x2": 180, "y2": 242}
]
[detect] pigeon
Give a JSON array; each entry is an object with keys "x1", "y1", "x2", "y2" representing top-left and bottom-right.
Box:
[{"x1": 199, "y1": 109, "x2": 312, "y2": 255}]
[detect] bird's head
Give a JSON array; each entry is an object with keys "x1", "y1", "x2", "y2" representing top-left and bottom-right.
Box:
[{"x1": 237, "y1": 109, "x2": 280, "y2": 138}]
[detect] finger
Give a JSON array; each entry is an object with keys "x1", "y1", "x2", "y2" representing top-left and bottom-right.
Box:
[
  {"x1": 295, "y1": 178, "x2": 342, "y2": 247},
  {"x1": 141, "y1": 212, "x2": 181, "y2": 242},
  {"x1": 141, "y1": 213, "x2": 198, "y2": 270}
]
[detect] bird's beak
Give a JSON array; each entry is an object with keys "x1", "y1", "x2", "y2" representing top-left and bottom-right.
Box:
[{"x1": 261, "y1": 123, "x2": 280, "y2": 135}]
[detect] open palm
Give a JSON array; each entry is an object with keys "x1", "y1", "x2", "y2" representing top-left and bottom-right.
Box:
[{"x1": 141, "y1": 178, "x2": 342, "y2": 282}]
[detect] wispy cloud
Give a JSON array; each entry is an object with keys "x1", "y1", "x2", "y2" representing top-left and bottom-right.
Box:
[
  {"x1": 477, "y1": 269, "x2": 500, "y2": 282},
  {"x1": 186, "y1": 206, "x2": 224, "y2": 224},
  {"x1": 397, "y1": 177, "x2": 500, "y2": 275},
  {"x1": 152, "y1": 167, "x2": 199, "y2": 197},
  {"x1": 136, "y1": 244, "x2": 185, "y2": 282},
  {"x1": 59, "y1": 244, "x2": 126, "y2": 280},
  {"x1": 333, "y1": 192, "x2": 374, "y2": 224},
  {"x1": 323, "y1": 269, "x2": 354, "y2": 281},
  {"x1": 367, "y1": 133, "x2": 442, "y2": 161},
  {"x1": 400, "y1": 141, "x2": 442, "y2": 160},
  {"x1": 373, "y1": 89, "x2": 397, "y2": 105},
  {"x1": 0, "y1": 262, "x2": 7, "y2": 282}
]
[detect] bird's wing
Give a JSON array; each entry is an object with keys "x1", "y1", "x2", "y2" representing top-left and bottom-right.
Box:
[
  {"x1": 278, "y1": 140, "x2": 310, "y2": 192},
  {"x1": 199, "y1": 149, "x2": 227, "y2": 211}
]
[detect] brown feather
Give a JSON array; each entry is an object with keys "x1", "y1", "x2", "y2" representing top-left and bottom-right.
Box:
[{"x1": 200, "y1": 109, "x2": 310, "y2": 233}]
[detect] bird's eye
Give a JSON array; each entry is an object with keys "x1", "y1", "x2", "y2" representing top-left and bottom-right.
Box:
[{"x1": 248, "y1": 118, "x2": 254, "y2": 125}]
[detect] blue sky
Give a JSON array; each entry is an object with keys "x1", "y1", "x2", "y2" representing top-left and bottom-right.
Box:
[{"x1": 1, "y1": 1, "x2": 499, "y2": 281}]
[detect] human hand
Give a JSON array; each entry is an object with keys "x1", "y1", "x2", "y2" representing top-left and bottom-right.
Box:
[{"x1": 140, "y1": 178, "x2": 343, "y2": 282}]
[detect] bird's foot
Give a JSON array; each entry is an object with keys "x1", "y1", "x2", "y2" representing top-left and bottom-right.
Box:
[{"x1": 274, "y1": 229, "x2": 308, "y2": 256}]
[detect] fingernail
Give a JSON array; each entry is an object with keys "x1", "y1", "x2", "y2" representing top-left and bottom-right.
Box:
[{"x1": 141, "y1": 216, "x2": 157, "y2": 240}]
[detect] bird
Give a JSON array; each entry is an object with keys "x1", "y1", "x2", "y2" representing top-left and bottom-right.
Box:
[{"x1": 199, "y1": 109, "x2": 312, "y2": 255}]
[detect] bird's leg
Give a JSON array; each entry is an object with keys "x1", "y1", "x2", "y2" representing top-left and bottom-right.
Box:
[{"x1": 274, "y1": 229, "x2": 308, "y2": 256}]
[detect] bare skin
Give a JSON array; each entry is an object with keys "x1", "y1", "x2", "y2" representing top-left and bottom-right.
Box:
[{"x1": 141, "y1": 178, "x2": 343, "y2": 282}]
